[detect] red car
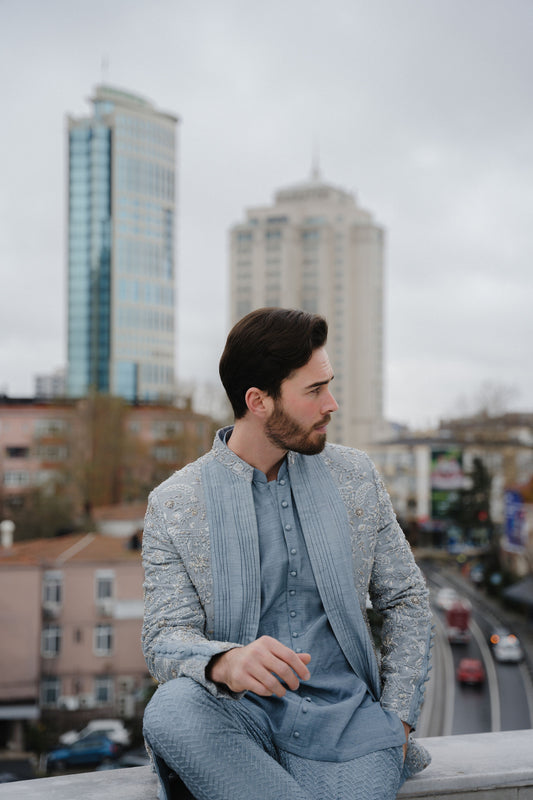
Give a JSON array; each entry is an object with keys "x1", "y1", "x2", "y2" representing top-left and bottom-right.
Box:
[{"x1": 456, "y1": 658, "x2": 485, "y2": 686}]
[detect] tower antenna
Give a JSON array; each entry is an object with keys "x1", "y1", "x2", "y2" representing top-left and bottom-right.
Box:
[
  {"x1": 101, "y1": 54, "x2": 110, "y2": 84},
  {"x1": 311, "y1": 138, "x2": 322, "y2": 181}
]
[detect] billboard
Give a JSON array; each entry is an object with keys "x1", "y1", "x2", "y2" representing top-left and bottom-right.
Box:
[
  {"x1": 504, "y1": 490, "x2": 528, "y2": 552},
  {"x1": 430, "y1": 447, "x2": 467, "y2": 520}
]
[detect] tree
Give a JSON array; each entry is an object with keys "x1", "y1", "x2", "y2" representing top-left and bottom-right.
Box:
[
  {"x1": 70, "y1": 393, "x2": 143, "y2": 512},
  {"x1": 446, "y1": 456, "x2": 492, "y2": 537},
  {"x1": 7, "y1": 486, "x2": 78, "y2": 540}
]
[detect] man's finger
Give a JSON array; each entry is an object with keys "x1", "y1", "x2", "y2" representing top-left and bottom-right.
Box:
[{"x1": 267, "y1": 641, "x2": 311, "y2": 681}]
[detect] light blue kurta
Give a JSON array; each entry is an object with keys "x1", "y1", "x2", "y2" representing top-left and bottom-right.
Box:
[{"x1": 243, "y1": 458, "x2": 405, "y2": 761}]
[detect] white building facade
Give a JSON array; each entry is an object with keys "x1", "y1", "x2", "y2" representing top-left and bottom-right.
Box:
[{"x1": 229, "y1": 170, "x2": 385, "y2": 447}]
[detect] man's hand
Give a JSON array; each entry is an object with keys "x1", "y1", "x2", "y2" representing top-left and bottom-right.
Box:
[{"x1": 206, "y1": 635, "x2": 311, "y2": 697}]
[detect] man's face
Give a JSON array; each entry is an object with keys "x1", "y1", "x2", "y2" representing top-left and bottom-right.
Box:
[{"x1": 264, "y1": 347, "x2": 338, "y2": 455}]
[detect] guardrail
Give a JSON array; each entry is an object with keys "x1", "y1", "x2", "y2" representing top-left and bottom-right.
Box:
[{"x1": 2, "y1": 730, "x2": 532, "y2": 799}]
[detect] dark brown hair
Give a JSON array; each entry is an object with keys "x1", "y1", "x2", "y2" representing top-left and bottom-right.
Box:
[{"x1": 219, "y1": 307, "x2": 328, "y2": 418}]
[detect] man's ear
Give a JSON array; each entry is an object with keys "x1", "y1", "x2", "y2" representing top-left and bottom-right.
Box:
[{"x1": 245, "y1": 387, "x2": 273, "y2": 417}]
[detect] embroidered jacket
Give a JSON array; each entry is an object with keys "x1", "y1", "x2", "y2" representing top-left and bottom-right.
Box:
[{"x1": 142, "y1": 429, "x2": 433, "y2": 774}]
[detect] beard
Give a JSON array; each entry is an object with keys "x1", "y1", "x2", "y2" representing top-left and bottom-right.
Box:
[{"x1": 265, "y1": 401, "x2": 330, "y2": 455}]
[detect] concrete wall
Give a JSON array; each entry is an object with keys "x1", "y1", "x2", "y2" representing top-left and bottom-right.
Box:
[
  {"x1": 2, "y1": 730, "x2": 533, "y2": 799},
  {"x1": 0, "y1": 566, "x2": 41, "y2": 702}
]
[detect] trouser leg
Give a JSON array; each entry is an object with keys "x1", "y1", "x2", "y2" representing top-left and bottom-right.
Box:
[
  {"x1": 143, "y1": 677, "x2": 311, "y2": 800},
  {"x1": 279, "y1": 745, "x2": 405, "y2": 800}
]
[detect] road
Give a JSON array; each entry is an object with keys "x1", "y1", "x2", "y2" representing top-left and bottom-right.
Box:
[{"x1": 418, "y1": 562, "x2": 533, "y2": 738}]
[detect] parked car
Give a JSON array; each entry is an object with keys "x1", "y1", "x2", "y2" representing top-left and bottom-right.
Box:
[
  {"x1": 456, "y1": 658, "x2": 485, "y2": 687},
  {"x1": 59, "y1": 718, "x2": 131, "y2": 748},
  {"x1": 492, "y1": 633, "x2": 524, "y2": 663},
  {"x1": 47, "y1": 734, "x2": 120, "y2": 772},
  {"x1": 96, "y1": 746, "x2": 151, "y2": 770}
]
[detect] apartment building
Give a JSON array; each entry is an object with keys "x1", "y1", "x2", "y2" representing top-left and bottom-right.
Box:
[
  {"x1": 229, "y1": 168, "x2": 385, "y2": 448},
  {"x1": 0, "y1": 532, "x2": 148, "y2": 748},
  {"x1": 0, "y1": 397, "x2": 213, "y2": 520}
]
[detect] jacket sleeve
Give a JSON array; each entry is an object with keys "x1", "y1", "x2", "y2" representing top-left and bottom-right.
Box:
[
  {"x1": 366, "y1": 457, "x2": 433, "y2": 729},
  {"x1": 141, "y1": 487, "x2": 242, "y2": 697}
]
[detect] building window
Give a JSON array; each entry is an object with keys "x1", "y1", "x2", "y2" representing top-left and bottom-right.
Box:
[
  {"x1": 94, "y1": 624, "x2": 113, "y2": 656},
  {"x1": 34, "y1": 419, "x2": 67, "y2": 437},
  {"x1": 5, "y1": 446, "x2": 29, "y2": 458},
  {"x1": 34, "y1": 445, "x2": 68, "y2": 461},
  {"x1": 95, "y1": 570, "x2": 115, "y2": 602},
  {"x1": 3, "y1": 471, "x2": 30, "y2": 488},
  {"x1": 94, "y1": 675, "x2": 114, "y2": 706},
  {"x1": 43, "y1": 571, "x2": 63, "y2": 606},
  {"x1": 42, "y1": 624, "x2": 62, "y2": 657},
  {"x1": 153, "y1": 445, "x2": 179, "y2": 462},
  {"x1": 152, "y1": 420, "x2": 184, "y2": 438},
  {"x1": 41, "y1": 676, "x2": 61, "y2": 707}
]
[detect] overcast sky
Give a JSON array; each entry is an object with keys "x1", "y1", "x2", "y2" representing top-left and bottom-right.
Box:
[{"x1": 1, "y1": 0, "x2": 532, "y2": 429}]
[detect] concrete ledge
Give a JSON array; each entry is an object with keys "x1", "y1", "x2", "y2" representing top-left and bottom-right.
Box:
[
  {"x1": 398, "y1": 730, "x2": 533, "y2": 799},
  {"x1": 2, "y1": 730, "x2": 533, "y2": 799}
]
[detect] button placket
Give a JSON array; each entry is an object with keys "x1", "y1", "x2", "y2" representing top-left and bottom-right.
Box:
[{"x1": 277, "y1": 479, "x2": 300, "y2": 642}]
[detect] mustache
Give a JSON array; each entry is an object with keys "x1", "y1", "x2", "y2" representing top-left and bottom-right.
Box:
[{"x1": 315, "y1": 415, "x2": 331, "y2": 429}]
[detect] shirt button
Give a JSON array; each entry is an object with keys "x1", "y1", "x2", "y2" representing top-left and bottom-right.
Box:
[
  {"x1": 281, "y1": 500, "x2": 288, "y2": 508},
  {"x1": 302, "y1": 706, "x2": 308, "y2": 714},
  {"x1": 285, "y1": 524, "x2": 292, "y2": 531},
  {"x1": 290, "y1": 570, "x2": 297, "y2": 577},
  {"x1": 289, "y1": 590, "x2": 296, "y2": 596},
  {"x1": 290, "y1": 611, "x2": 296, "y2": 617},
  {"x1": 293, "y1": 731, "x2": 300, "y2": 739},
  {"x1": 290, "y1": 548, "x2": 297, "y2": 555},
  {"x1": 296, "y1": 648, "x2": 302, "y2": 653},
  {"x1": 292, "y1": 632, "x2": 299, "y2": 638},
  {"x1": 279, "y1": 479, "x2": 286, "y2": 486}
]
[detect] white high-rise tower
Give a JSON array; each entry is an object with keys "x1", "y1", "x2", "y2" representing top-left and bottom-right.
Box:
[{"x1": 229, "y1": 170, "x2": 385, "y2": 448}]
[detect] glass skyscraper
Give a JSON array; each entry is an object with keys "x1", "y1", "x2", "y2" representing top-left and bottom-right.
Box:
[{"x1": 67, "y1": 85, "x2": 178, "y2": 402}]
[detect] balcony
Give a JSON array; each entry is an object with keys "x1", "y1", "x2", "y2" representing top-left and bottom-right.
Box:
[{"x1": 1, "y1": 729, "x2": 532, "y2": 799}]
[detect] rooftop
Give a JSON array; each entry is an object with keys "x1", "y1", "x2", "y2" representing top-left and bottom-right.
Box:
[{"x1": 0, "y1": 532, "x2": 142, "y2": 567}]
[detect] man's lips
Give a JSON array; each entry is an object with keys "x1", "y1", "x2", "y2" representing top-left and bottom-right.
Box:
[{"x1": 314, "y1": 416, "x2": 331, "y2": 432}]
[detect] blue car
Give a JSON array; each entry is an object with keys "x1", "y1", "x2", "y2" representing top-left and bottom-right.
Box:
[{"x1": 46, "y1": 733, "x2": 120, "y2": 772}]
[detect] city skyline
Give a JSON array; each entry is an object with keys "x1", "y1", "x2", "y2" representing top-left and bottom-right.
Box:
[{"x1": 1, "y1": 0, "x2": 533, "y2": 430}]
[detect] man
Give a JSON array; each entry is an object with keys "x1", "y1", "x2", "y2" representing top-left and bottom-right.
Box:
[{"x1": 142, "y1": 308, "x2": 433, "y2": 800}]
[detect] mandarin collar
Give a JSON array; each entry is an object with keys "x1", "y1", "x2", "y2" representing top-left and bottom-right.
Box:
[{"x1": 213, "y1": 426, "x2": 296, "y2": 481}]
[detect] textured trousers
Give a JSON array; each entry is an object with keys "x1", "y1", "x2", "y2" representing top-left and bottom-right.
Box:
[{"x1": 144, "y1": 678, "x2": 406, "y2": 800}]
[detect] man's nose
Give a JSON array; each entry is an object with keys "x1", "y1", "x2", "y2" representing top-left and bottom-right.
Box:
[{"x1": 322, "y1": 390, "x2": 338, "y2": 414}]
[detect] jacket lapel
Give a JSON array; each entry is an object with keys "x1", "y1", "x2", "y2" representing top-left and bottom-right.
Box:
[
  {"x1": 289, "y1": 452, "x2": 381, "y2": 699},
  {"x1": 202, "y1": 457, "x2": 261, "y2": 645}
]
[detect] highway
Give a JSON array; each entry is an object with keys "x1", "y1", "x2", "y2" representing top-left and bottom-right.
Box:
[{"x1": 418, "y1": 563, "x2": 533, "y2": 738}]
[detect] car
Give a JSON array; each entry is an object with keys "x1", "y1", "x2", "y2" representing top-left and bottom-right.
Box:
[
  {"x1": 46, "y1": 733, "x2": 120, "y2": 772},
  {"x1": 488, "y1": 627, "x2": 511, "y2": 648},
  {"x1": 456, "y1": 658, "x2": 485, "y2": 686},
  {"x1": 96, "y1": 746, "x2": 151, "y2": 770},
  {"x1": 492, "y1": 634, "x2": 524, "y2": 663},
  {"x1": 59, "y1": 718, "x2": 131, "y2": 747},
  {"x1": 436, "y1": 587, "x2": 459, "y2": 611}
]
